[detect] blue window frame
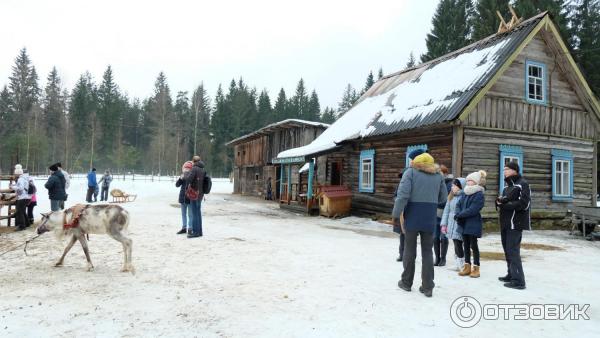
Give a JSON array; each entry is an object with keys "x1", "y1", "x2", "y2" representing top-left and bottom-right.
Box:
[
  {"x1": 405, "y1": 144, "x2": 428, "y2": 168},
  {"x1": 551, "y1": 149, "x2": 573, "y2": 201},
  {"x1": 525, "y1": 60, "x2": 547, "y2": 105},
  {"x1": 359, "y1": 149, "x2": 375, "y2": 193},
  {"x1": 499, "y1": 145, "x2": 524, "y2": 191}
]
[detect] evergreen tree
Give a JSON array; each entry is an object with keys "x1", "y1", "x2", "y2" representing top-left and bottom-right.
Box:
[
  {"x1": 273, "y1": 88, "x2": 287, "y2": 122},
  {"x1": 377, "y1": 67, "x2": 384, "y2": 80},
  {"x1": 97, "y1": 65, "x2": 120, "y2": 156},
  {"x1": 8, "y1": 48, "x2": 39, "y2": 132},
  {"x1": 68, "y1": 72, "x2": 97, "y2": 171},
  {"x1": 291, "y1": 78, "x2": 309, "y2": 120},
  {"x1": 363, "y1": 71, "x2": 375, "y2": 94},
  {"x1": 257, "y1": 89, "x2": 273, "y2": 125},
  {"x1": 190, "y1": 83, "x2": 212, "y2": 159},
  {"x1": 337, "y1": 84, "x2": 359, "y2": 117},
  {"x1": 43, "y1": 67, "x2": 66, "y2": 161},
  {"x1": 149, "y1": 72, "x2": 173, "y2": 174},
  {"x1": 472, "y1": 0, "x2": 511, "y2": 40},
  {"x1": 320, "y1": 106, "x2": 337, "y2": 124},
  {"x1": 405, "y1": 52, "x2": 416, "y2": 69},
  {"x1": 0, "y1": 85, "x2": 13, "y2": 137},
  {"x1": 571, "y1": 0, "x2": 600, "y2": 95},
  {"x1": 210, "y1": 85, "x2": 230, "y2": 176},
  {"x1": 421, "y1": 0, "x2": 474, "y2": 62},
  {"x1": 306, "y1": 90, "x2": 321, "y2": 122}
]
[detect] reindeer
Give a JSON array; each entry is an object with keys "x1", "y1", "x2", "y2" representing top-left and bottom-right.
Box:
[{"x1": 37, "y1": 204, "x2": 134, "y2": 273}]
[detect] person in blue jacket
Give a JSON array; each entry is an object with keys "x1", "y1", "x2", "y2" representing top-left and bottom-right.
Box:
[
  {"x1": 455, "y1": 170, "x2": 487, "y2": 278},
  {"x1": 86, "y1": 168, "x2": 97, "y2": 203}
]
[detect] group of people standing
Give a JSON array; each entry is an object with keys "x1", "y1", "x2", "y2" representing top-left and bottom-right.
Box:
[
  {"x1": 175, "y1": 156, "x2": 207, "y2": 238},
  {"x1": 9, "y1": 162, "x2": 70, "y2": 230},
  {"x1": 86, "y1": 168, "x2": 113, "y2": 202},
  {"x1": 392, "y1": 149, "x2": 530, "y2": 298}
]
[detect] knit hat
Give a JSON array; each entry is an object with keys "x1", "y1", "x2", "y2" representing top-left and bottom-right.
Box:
[
  {"x1": 453, "y1": 177, "x2": 466, "y2": 190},
  {"x1": 505, "y1": 161, "x2": 520, "y2": 173},
  {"x1": 182, "y1": 161, "x2": 193, "y2": 172},
  {"x1": 408, "y1": 148, "x2": 426, "y2": 160},
  {"x1": 413, "y1": 152, "x2": 434, "y2": 166},
  {"x1": 49, "y1": 164, "x2": 59, "y2": 172},
  {"x1": 14, "y1": 164, "x2": 23, "y2": 175},
  {"x1": 466, "y1": 170, "x2": 487, "y2": 186},
  {"x1": 55, "y1": 162, "x2": 62, "y2": 168}
]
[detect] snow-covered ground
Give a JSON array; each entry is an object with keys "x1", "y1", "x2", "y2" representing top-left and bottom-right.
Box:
[{"x1": 1, "y1": 176, "x2": 599, "y2": 337}]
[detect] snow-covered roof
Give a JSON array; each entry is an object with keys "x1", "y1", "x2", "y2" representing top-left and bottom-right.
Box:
[
  {"x1": 226, "y1": 119, "x2": 330, "y2": 146},
  {"x1": 278, "y1": 14, "x2": 544, "y2": 159}
]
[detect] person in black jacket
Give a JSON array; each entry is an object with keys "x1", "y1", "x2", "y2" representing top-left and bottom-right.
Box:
[
  {"x1": 496, "y1": 161, "x2": 531, "y2": 290},
  {"x1": 175, "y1": 161, "x2": 194, "y2": 234},
  {"x1": 185, "y1": 156, "x2": 206, "y2": 238},
  {"x1": 45, "y1": 164, "x2": 66, "y2": 211}
]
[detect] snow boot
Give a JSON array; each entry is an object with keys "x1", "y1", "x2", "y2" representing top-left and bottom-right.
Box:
[
  {"x1": 433, "y1": 237, "x2": 441, "y2": 266},
  {"x1": 438, "y1": 238, "x2": 448, "y2": 266},
  {"x1": 419, "y1": 286, "x2": 433, "y2": 298},
  {"x1": 498, "y1": 274, "x2": 511, "y2": 282},
  {"x1": 459, "y1": 263, "x2": 471, "y2": 276},
  {"x1": 455, "y1": 256, "x2": 465, "y2": 271},
  {"x1": 470, "y1": 265, "x2": 480, "y2": 278}
]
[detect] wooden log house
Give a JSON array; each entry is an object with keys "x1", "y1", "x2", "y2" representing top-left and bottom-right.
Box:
[
  {"x1": 226, "y1": 119, "x2": 329, "y2": 205},
  {"x1": 276, "y1": 13, "x2": 600, "y2": 227}
]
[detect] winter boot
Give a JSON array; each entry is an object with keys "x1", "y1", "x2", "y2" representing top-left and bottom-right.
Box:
[
  {"x1": 455, "y1": 256, "x2": 465, "y2": 271},
  {"x1": 433, "y1": 237, "x2": 441, "y2": 266},
  {"x1": 470, "y1": 265, "x2": 480, "y2": 278},
  {"x1": 439, "y1": 238, "x2": 448, "y2": 266},
  {"x1": 459, "y1": 263, "x2": 471, "y2": 276}
]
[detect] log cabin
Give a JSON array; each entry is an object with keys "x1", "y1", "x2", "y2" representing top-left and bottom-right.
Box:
[
  {"x1": 276, "y1": 13, "x2": 600, "y2": 227},
  {"x1": 227, "y1": 119, "x2": 329, "y2": 201}
]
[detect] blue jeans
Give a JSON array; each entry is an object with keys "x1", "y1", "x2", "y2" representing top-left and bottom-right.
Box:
[
  {"x1": 180, "y1": 203, "x2": 193, "y2": 231},
  {"x1": 189, "y1": 199, "x2": 203, "y2": 235},
  {"x1": 50, "y1": 200, "x2": 61, "y2": 211}
]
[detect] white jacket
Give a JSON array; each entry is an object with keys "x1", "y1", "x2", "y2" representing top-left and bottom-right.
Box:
[
  {"x1": 11, "y1": 174, "x2": 32, "y2": 200},
  {"x1": 61, "y1": 169, "x2": 71, "y2": 190}
]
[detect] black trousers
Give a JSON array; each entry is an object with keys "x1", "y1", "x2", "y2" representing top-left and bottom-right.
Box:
[
  {"x1": 86, "y1": 186, "x2": 95, "y2": 202},
  {"x1": 15, "y1": 199, "x2": 30, "y2": 228},
  {"x1": 398, "y1": 232, "x2": 405, "y2": 255},
  {"x1": 27, "y1": 201, "x2": 36, "y2": 222},
  {"x1": 463, "y1": 234, "x2": 480, "y2": 266},
  {"x1": 402, "y1": 230, "x2": 435, "y2": 291},
  {"x1": 453, "y1": 239, "x2": 464, "y2": 258},
  {"x1": 501, "y1": 227, "x2": 525, "y2": 285}
]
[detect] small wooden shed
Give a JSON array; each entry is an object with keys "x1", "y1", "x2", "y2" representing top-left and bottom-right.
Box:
[{"x1": 317, "y1": 185, "x2": 352, "y2": 218}]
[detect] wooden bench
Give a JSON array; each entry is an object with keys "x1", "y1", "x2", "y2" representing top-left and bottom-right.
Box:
[
  {"x1": 570, "y1": 206, "x2": 600, "y2": 239},
  {"x1": 110, "y1": 189, "x2": 137, "y2": 203}
]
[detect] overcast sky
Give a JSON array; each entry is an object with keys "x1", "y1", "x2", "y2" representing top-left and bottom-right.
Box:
[{"x1": 0, "y1": 0, "x2": 438, "y2": 110}]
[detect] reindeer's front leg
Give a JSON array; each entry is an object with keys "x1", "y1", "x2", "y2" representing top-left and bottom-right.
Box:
[
  {"x1": 55, "y1": 235, "x2": 77, "y2": 267},
  {"x1": 77, "y1": 234, "x2": 94, "y2": 271}
]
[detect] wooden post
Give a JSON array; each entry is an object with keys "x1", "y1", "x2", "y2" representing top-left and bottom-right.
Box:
[
  {"x1": 452, "y1": 124, "x2": 464, "y2": 178},
  {"x1": 593, "y1": 141, "x2": 598, "y2": 207},
  {"x1": 279, "y1": 164, "x2": 285, "y2": 201},
  {"x1": 287, "y1": 165, "x2": 292, "y2": 204},
  {"x1": 307, "y1": 161, "x2": 315, "y2": 200}
]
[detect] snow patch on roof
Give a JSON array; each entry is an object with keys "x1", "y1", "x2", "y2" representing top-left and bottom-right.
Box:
[{"x1": 278, "y1": 35, "x2": 514, "y2": 159}]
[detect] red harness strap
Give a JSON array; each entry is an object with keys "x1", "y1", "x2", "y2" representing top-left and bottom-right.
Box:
[{"x1": 63, "y1": 204, "x2": 90, "y2": 230}]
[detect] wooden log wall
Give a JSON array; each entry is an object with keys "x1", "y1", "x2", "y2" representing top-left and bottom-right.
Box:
[
  {"x1": 324, "y1": 127, "x2": 454, "y2": 216},
  {"x1": 462, "y1": 128, "x2": 594, "y2": 215}
]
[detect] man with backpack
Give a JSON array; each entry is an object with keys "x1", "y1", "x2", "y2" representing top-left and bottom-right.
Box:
[{"x1": 185, "y1": 155, "x2": 209, "y2": 238}]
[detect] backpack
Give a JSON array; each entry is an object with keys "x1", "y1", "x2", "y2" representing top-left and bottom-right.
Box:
[
  {"x1": 27, "y1": 180, "x2": 36, "y2": 195},
  {"x1": 202, "y1": 175, "x2": 212, "y2": 194}
]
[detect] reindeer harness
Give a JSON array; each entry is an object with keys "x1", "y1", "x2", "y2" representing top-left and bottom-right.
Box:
[{"x1": 63, "y1": 204, "x2": 91, "y2": 230}]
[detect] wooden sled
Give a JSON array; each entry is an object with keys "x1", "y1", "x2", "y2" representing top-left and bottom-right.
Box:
[{"x1": 110, "y1": 189, "x2": 137, "y2": 203}]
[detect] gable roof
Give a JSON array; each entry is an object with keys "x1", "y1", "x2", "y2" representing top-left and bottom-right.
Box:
[
  {"x1": 226, "y1": 119, "x2": 330, "y2": 146},
  {"x1": 278, "y1": 12, "x2": 561, "y2": 160}
]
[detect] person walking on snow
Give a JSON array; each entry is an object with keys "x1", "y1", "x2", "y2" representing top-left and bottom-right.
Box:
[
  {"x1": 55, "y1": 162, "x2": 70, "y2": 209},
  {"x1": 86, "y1": 168, "x2": 97, "y2": 203},
  {"x1": 185, "y1": 156, "x2": 207, "y2": 238},
  {"x1": 455, "y1": 170, "x2": 487, "y2": 278},
  {"x1": 440, "y1": 177, "x2": 467, "y2": 271},
  {"x1": 392, "y1": 152, "x2": 447, "y2": 298},
  {"x1": 98, "y1": 170, "x2": 113, "y2": 202},
  {"x1": 45, "y1": 163, "x2": 66, "y2": 212},
  {"x1": 497, "y1": 161, "x2": 530, "y2": 290}
]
